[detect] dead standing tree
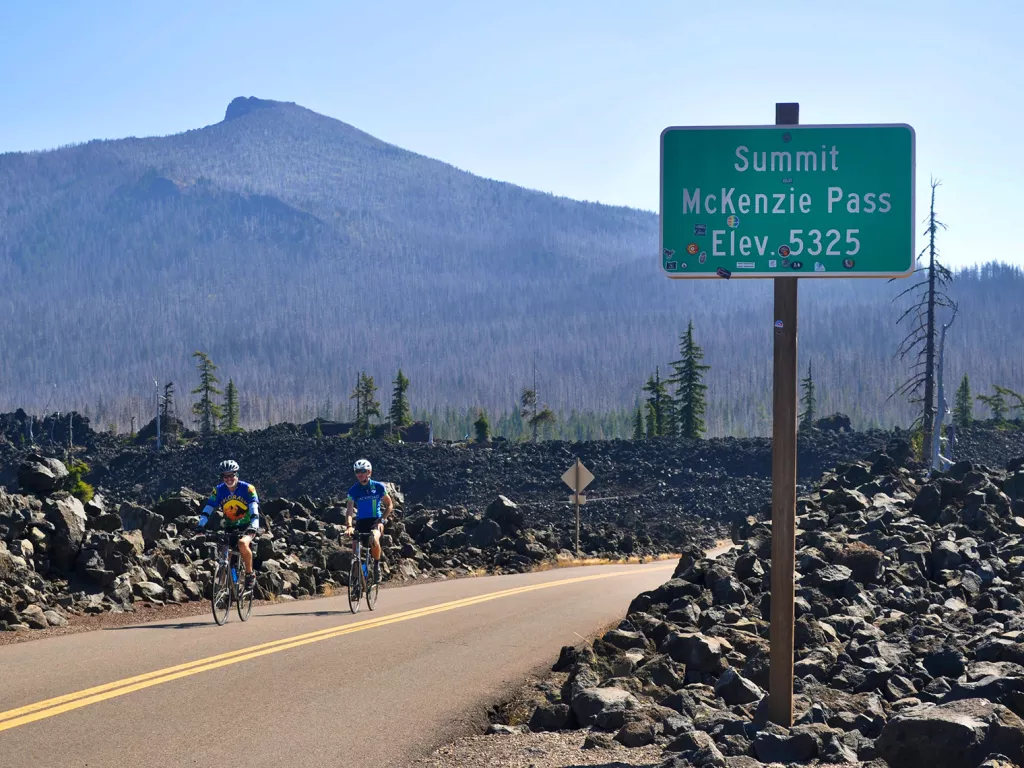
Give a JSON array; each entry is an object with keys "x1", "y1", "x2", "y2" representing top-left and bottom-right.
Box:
[{"x1": 890, "y1": 177, "x2": 957, "y2": 458}]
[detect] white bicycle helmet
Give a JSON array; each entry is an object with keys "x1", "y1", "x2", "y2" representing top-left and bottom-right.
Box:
[
  {"x1": 219, "y1": 459, "x2": 240, "y2": 474},
  {"x1": 353, "y1": 458, "x2": 372, "y2": 473}
]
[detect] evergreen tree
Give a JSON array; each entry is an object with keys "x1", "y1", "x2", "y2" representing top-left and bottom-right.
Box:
[
  {"x1": 953, "y1": 374, "x2": 973, "y2": 428},
  {"x1": 520, "y1": 387, "x2": 555, "y2": 441},
  {"x1": 663, "y1": 394, "x2": 679, "y2": 438},
  {"x1": 531, "y1": 406, "x2": 556, "y2": 440},
  {"x1": 160, "y1": 381, "x2": 178, "y2": 441},
  {"x1": 977, "y1": 387, "x2": 1007, "y2": 423},
  {"x1": 190, "y1": 351, "x2": 223, "y2": 437},
  {"x1": 223, "y1": 379, "x2": 242, "y2": 433},
  {"x1": 632, "y1": 407, "x2": 645, "y2": 440},
  {"x1": 160, "y1": 382, "x2": 175, "y2": 423},
  {"x1": 644, "y1": 401, "x2": 658, "y2": 439},
  {"x1": 350, "y1": 372, "x2": 381, "y2": 436},
  {"x1": 520, "y1": 388, "x2": 537, "y2": 440},
  {"x1": 390, "y1": 369, "x2": 412, "y2": 431},
  {"x1": 799, "y1": 361, "x2": 817, "y2": 430},
  {"x1": 672, "y1": 320, "x2": 711, "y2": 439},
  {"x1": 996, "y1": 385, "x2": 1024, "y2": 422},
  {"x1": 473, "y1": 409, "x2": 491, "y2": 442},
  {"x1": 642, "y1": 367, "x2": 669, "y2": 437}
]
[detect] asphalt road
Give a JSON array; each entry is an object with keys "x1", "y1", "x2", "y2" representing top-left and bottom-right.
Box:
[{"x1": 0, "y1": 559, "x2": 676, "y2": 768}]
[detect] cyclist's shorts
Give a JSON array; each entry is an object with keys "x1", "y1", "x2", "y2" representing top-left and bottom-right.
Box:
[
  {"x1": 223, "y1": 529, "x2": 257, "y2": 555},
  {"x1": 354, "y1": 517, "x2": 383, "y2": 535}
]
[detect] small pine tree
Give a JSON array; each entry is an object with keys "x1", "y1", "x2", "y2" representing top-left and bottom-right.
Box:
[
  {"x1": 996, "y1": 385, "x2": 1024, "y2": 422},
  {"x1": 953, "y1": 375, "x2": 973, "y2": 428},
  {"x1": 66, "y1": 460, "x2": 95, "y2": 503},
  {"x1": 313, "y1": 418, "x2": 324, "y2": 439},
  {"x1": 977, "y1": 387, "x2": 1007, "y2": 423},
  {"x1": 663, "y1": 398, "x2": 679, "y2": 439},
  {"x1": 633, "y1": 407, "x2": 645, "y2": 440},
  {"x1": 672, "y1": 320, "x2": 711, "y2": 439},
  {"x1": 532, "y1": 407, "x2": 556, "y2": 440},
  {"x1": 799, "y1": 361, "x2": 817, "y2": 430},
  {"x1": 473, "y1": 410, "x2": 491, "y2": 442},
  {"x1": 644, "y1": 401, "x2": 658, "y2": 439},
  {"x1": 642, "y1": 367, "x2": 669, "y2": 437},
  {"x1": 350, "y1": 372, "x2": 381, "y2": 436},
  {"x1": 224, "y1": 379, "x2": 241, "y2": 433},
  {"x1": 520, "y1": 388, "x2": 538, "y2": 441},
  {"x1": 390, "y1": 369, "x2": 413, "y2": 431},
  {"x1": 190, "y1": 351, "x2": 223, "y2": 436},
  {"x1": 160, "y1": 382, "x2": 175, "y2": 423},
  {"x1": 520, "y1": 387, "x2": 555, "y2": 441}
]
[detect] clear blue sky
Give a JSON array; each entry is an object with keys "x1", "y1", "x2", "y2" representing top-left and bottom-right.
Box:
[{"x1": 2, "y1": 0, "x2": 1020, "y2": 268}]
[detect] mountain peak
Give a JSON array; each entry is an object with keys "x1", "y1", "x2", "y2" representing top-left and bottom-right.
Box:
[{"x1": 224, "y1": 96, "x2": 292, "y2": 122}]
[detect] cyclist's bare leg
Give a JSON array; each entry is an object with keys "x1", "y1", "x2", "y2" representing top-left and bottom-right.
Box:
[
  {"x1": 371, "y1": 524, "x2": 384, "y2": 560},
  {"x1": 238, "y1": 535, "x2": 254, "y2": 574}
]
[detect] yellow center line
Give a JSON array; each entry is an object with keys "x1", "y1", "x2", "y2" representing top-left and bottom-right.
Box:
[{"x1": 0, "y1": 563, "x2": 672, "y2": 733}]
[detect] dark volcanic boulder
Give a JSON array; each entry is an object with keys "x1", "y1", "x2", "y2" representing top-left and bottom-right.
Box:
[
  {"x1": 468, "y1": 517, "x2": 503, "y2": 548},
  {"x1": 714, "y1": 667, "x2": 763, "y2": 705},
  {"x1": 816, "y1": 413, "x2": 853, "y2": 432},
  {"x1": 570, "y1": 687, "x2": 640, "y2": 730},
  {"x1": 153, "y1": 488, "x2": 205, "y2": 521},
  {"x1": 18, "y1": 455, "x2": 69, "y2": 493},
  {"x1": 485, "y1": 495, "x2": 523, "y2": 531},
  {"x1": 876, "y1": 698, "x2": 1024, "y2": 768},
  {"x1": 118, "y1": 503, "x2": 164, "y2": 547},
  {"x1": 43, "y1": 494, "x2": 88, "y2": 571},
  {"x1": 834, "y1": 541, "x2": 885, "y2": 584}
]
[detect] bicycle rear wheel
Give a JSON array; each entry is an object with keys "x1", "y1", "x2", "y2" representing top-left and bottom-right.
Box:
[
  {"x1": 365, "y1": 554, "x2": 380, "y2": 611},
  {"x1": 237, "y1": 562, "x2": 254, "y2": 622},
  {"x1": 347, "y1": 558, "x2": 362, "y2": 614},
  {"x1": 211, "y1": 561, "x2": 231, "y2": 625}
]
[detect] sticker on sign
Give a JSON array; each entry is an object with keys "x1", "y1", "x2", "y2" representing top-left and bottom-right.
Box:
[{"x1": 660, "y1": 123, "x2": 915, "y2": 279}]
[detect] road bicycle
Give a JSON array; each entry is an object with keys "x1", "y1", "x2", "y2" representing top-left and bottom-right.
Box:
[
  {"x1": 210, "y1": 529, "x2": 255, "y2": 625},
  {"x1": 348, "y1": 528, "x2": 381, "y2": 613}
]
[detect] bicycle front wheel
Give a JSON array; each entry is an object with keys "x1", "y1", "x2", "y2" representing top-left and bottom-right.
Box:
[
  {"x1": 211, "y1": 562, "x2": 231, "y2": 625},
  {"x1": 347, "y1": 558, "x2": 362, "y2": 614},
  {"x1": 365, "y1": 555, "x2": 380, "y2": 611},
  {"x1": 237, "y1": 571, "x2": 254, "y2": 621}
]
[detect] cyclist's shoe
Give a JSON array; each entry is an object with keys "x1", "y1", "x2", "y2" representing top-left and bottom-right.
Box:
[
  {"x1": 244, "y1": 572, "x2": 255, "y2": 591},
  {"x1": 373, "y1": 560, "x2": 381, "y2": 583}
]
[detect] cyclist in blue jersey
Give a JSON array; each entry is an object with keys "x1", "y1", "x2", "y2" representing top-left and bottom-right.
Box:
[
  {"x1": 197, "y1": 459, "x2": 260, "y2": 590},
  {"x1": 345, "y1": 458, "x2": 393, "y2": 580}
]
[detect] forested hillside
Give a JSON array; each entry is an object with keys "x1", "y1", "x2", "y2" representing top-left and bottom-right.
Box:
[{"x1": 1, "y1": 97, "x2": 1021, "y2": 437}]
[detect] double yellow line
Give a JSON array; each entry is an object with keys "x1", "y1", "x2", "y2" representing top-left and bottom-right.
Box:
[{"x1": 0, "y1": 564, "x2": 669, "y2": 733}]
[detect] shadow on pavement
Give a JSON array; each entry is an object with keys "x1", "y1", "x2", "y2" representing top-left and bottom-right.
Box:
[
  {"x1": 255, "y1": 610, "x2": 351, "y2": 618},
  {"x1": 103, "y1": 621, "x2": 210, "y2": 631}
]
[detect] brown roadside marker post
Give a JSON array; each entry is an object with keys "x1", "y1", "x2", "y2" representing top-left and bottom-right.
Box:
[
  {"x1": 561, "y1": 457, "x2": 594, "y2": 556},
  {"x1": 659, "y1": 104, "x2": 915, "y2": 725},
  {"x1": 768, "y1": 101, "x2": 800, "y2": 726}
]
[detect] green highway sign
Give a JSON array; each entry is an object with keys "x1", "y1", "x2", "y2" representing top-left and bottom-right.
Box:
[{"x1": 660, "y1": 124, "x2": 915, "y2": 279}]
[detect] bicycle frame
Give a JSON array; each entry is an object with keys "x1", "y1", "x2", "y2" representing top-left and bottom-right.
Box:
[
  {"x1": 211, "y1": 531, "x2": 254, "y2": 624},
  {"x1": 219, "y1": 541, "x2": 243, "y2": 597},
  {"x1": 348, "y1": 530, "x2": 380, "y2": 613}
]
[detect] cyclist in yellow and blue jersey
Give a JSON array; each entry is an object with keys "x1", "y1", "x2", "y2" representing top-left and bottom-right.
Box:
[
  {"x1": 197, "y1": 459, "x2": 260, "y2": 590},
  {"x1": 345, "y1": 458, "x2": 393, "y2": 581}
]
